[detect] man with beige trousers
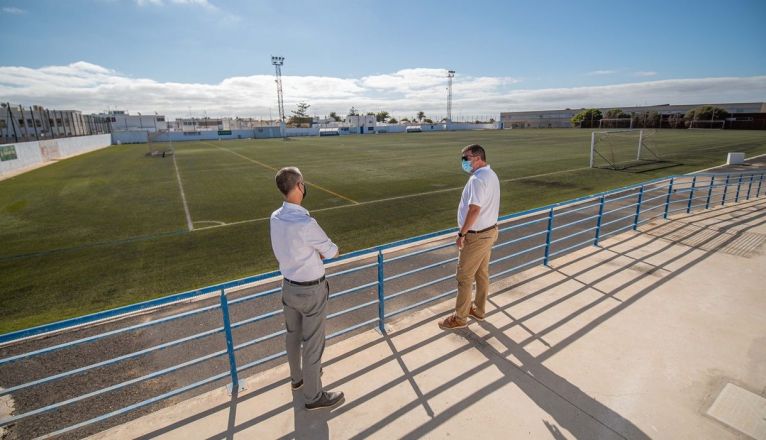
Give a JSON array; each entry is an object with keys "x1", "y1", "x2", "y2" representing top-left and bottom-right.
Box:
[{"x1": 439, "y1": 144, "x2": 501, "y2": 330}]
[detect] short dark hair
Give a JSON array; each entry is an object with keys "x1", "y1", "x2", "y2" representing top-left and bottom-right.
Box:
[
  {"x1": 461, "y1": 144, "x2": 486, "y2": 161},
  {"x1": 275, "y1": 167, "x2": 302, "y2": 196}
]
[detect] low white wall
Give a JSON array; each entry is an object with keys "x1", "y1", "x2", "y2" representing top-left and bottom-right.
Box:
[
  {"x1": 112, "y1": 130, "x2": 149, "y2": 144},
  {"x1": 0, "y1": 134, "x2": 111, "y2": 180},
  {"x1": 286, "y1": 127, "x2": 320, "y2": 137},
  {"x1": 0, "y1": 141, "x2": 44, "y2": 178}
]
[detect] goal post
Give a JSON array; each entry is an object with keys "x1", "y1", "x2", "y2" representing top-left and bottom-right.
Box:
[
  {"x1": 589, "y1": 129, "x2": 663, "y2": 170},
  {"x1": 598, "y1": 118, "x2": 633, "y2": 130},
  {"x1": 688, "y1": 120, "x2": 726, "y2": 129}
]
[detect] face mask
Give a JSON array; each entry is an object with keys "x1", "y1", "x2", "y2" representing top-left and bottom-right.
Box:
[{"x1": 461, "y1": 159, "x2": 473, "y2": 174}]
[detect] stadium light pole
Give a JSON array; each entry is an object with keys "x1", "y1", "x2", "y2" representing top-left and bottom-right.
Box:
[
  {"x1": 271, "y1": 56, "x2": 287, "y2": 140},
  {"x1": 446, "y1": 70, "x2": 455, "y2": 125}
]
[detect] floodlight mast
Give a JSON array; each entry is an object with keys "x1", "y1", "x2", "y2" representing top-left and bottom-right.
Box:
[
  {"x1": 271, "y1": 56, "x2": 286, "y2": 139},
  {"x1": 446, "y1": 70, "x2": 455, "y2": 123}
]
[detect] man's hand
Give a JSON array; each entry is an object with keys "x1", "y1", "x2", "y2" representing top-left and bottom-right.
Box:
[{"x1": 456, "y1": 235, "x2": 465, "y2": 249}]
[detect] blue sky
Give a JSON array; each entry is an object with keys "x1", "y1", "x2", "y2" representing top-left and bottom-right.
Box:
[{"x1": 1, "y1": 0, "x2": 765, "y2": 119}]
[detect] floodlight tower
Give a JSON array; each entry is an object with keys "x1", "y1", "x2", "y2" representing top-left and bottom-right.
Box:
[
  {"x1": 271, "y1": 56, "x2": 286, "y2": 139},
  {"x1": 446, "y1": 70, "x2": 455, "y2": 124}
]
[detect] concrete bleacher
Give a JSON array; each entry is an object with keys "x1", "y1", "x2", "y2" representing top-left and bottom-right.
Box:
[{"x1": 87, "y1": 196, "x2": 766, "y2": 440}]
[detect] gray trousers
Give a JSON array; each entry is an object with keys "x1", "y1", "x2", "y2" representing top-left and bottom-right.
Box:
[{"x1": 281, "y1": 278, "x2": 329, "y2": 404}]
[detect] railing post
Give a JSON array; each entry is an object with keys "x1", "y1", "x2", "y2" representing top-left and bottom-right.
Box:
[
  {"x1": 219, "y1": 289, "x2": 244, "y2": 394},
  {"x1": 593, "y1": 195, "x2": 605, "y2": 246},
  {"x1": 721, "y1": 175, "x2": 730, "y2": 206},
  {"x1": 705, "y1": 175, "x2": 714, "y2": 210},
  {"x1": 543, "y1": 207, "x2": 554, "y2": 266},
  {"x1": 757, "y1": 174, "x2": 764, "y2": 198},
  {"x1": 663, "y1": 177, "x2": 674, "y2": 219},
  {"x1": 686, "y1": 176, "x2": 696, "y2": 214},
  {"x1": 746, "y1": 174, "x2": 754, "y2": 200},
  {"x1": 633, "y1": 185, "x2": 644, "y2": 230},
  {"x1": 735, "y1": 175, "x2": 743, "y2": 202},
  {"x1": 376, "y1": 250, "x2": 386, "y2": 333}
]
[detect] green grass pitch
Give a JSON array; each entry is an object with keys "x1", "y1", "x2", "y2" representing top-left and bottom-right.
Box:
[{"x1": 1, "y1": 129, "x2": 765, "y2": 333}]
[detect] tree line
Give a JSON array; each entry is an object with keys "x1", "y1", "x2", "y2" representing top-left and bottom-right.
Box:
[{"x1": 571, "y1": 105, "x2": 731, "y2": 129}]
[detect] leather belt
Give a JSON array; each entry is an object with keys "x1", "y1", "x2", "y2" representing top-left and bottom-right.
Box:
[
  {"x1": 467, "y1": 224, "x2": 497, "y2": 234},
  {"x1": 284, "y1": 275, "x2": 326, "y2": 286}
]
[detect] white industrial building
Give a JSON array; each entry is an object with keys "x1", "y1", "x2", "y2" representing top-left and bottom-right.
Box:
[
  {"x1": 102, "y1": 111, "x2": 167, "y2": 132},
  {"x1": 500, "y1": 102, "x2": 766, "y2": 129}
]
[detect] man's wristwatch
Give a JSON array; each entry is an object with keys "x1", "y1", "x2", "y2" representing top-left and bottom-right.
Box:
[{"x1": 458, "y1": 232, "x2": 466, "y2": 237}]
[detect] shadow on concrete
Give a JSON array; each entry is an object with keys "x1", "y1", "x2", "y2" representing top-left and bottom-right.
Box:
[{"x1": 135, "y1": 198, "x2": 766, "y2": 440}]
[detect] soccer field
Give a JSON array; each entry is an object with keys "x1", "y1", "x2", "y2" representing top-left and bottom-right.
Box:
[{"x1": 1, "y1": 128, "x2": 765, "y2": 333}]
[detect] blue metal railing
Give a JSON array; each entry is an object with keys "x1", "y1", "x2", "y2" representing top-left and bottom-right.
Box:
[{"x1": 1, "y1": 169, "x2": 765, "y2": 438}]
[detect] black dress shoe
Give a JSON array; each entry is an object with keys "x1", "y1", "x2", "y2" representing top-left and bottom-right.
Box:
[{"x1": 305, "y1": 391, "x2": 345, "y2": 411}]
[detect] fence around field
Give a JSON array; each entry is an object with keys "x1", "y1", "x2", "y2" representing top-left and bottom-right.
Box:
[{"x1": 1, "y1": 170, "x2": 765, "y2": 438}]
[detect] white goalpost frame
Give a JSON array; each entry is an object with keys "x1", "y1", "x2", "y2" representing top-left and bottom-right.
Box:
[
  {"x1": 598, "y1": 118, "x2": 633, "y2": 130},
  {"x1": 689, "y1": 119, "x2": 726, "y2": 129},
  {"x1": 590, "y1": 129, "x2": 653, "y2": 169}
]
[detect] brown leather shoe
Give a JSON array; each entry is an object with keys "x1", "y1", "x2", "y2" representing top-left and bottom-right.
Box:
[
  {"x1": 438, "y1": 315, "x2": 467, "y2": 330},
  {"x1": 469, "y1": 306, "x2": 484, "y2": 321}
]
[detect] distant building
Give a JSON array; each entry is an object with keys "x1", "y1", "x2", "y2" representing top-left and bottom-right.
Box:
[
  {"x1": 1, "y1": 103, "x2": 111, "y2": 143},
  {"x1": 500, "y1": 102, "x2": 766, "y2": 129},
  {"x1": 345, "y1": 114, "x2": 376, "y2": 134}
]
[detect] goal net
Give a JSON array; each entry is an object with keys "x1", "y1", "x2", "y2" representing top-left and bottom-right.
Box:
[
  {"x1": 598, "y1": 118, "x2": 633, "y2": 130},
  {"x1": 589, "y1": 129, "x2": 664, "y2": 170},
  {"x1": 688, "y1": 120, "x2": 726, "y2": 129}
]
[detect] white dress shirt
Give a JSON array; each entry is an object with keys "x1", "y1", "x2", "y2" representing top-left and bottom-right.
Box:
[
  {"x1": 270, "y1": 202, "x2": 338, "y2": 282},
  {"x1": 457, "y1": 164, "x2": 501, "y2": 231}
]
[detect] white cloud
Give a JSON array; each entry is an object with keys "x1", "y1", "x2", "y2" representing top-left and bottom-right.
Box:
[
  {"x1": 0, "y1": 61, "x2": 764, "y2": 119},
  {"x1": 635, "y1": 71, "x2": 657, "y2": 77},
  {"x1": 1, "y1": 6, "x2": 27, "y2": 14},
  {"x1": 136, "y1": 0, "x2": 219, "y2": 11},
  {"x1": 587, "y1": 70, "x2": 617, "y2": 76}
]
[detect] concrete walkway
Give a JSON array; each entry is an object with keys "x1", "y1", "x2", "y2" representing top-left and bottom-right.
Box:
[{"x1": 89, "y1": 198, "x2": 766, "y2": 440}]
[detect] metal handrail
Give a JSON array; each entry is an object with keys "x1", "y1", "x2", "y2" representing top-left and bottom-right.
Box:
[{"x1": 2, "y1": 169, "x2": 764, "y2": 438}]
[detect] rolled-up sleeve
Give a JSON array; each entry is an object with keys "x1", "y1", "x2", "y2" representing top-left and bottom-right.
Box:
[
  {"x1": 467, "y1": 177, "x2": 486, "y2": 207},
  {"x1": 305, "y1": 219, "x2": 338, "y2": 259}
]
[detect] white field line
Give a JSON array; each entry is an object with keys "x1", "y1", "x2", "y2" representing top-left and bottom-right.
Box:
[
  {"x1": 690, "y1": 152, "x2": 766, "y2": 174},
  {"x1": 193, "y1": 166, "x2": 592, "y2": 232},
  {"x1": 202, "y1": 141, "x2": 360, "y2": 204},
  {"x1": 172, "y1": 152, "x2": 194, "y2": 232}
]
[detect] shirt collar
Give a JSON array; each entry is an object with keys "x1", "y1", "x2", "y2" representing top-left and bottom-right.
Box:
[
  {"x1": 473, "y1": 164, "x2": 491, "y2": 175},
  {"x1": 282, "y1": 201, "x2": 309, "y2": 216}
]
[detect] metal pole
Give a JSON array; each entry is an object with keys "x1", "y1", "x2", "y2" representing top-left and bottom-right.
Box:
[
  {"x1": 721, "y1": 175, "x2": 730, "y2": 205},
  {"x1": 30, "y1": 107, "x2": 40, "y2": 141},
  {"x1": 376, "y1": 250, "x2": 386, "y2": 333},
  {"x1": 705, "y1": 175, "x2": 714, "y2": 210},
  {"x1": 219, "y1": 289, "x2": 243, "y2": 394},
  {"x1": 7, "y1": 103, "x2": 18, "y2": 142},
  {"x1": 633, "y1": 186, "x2": 644, "y2": 230},
  {"x1": 543, "y1": 207, "x2": 554, "y2": 266},
  {"x1": 735, "y1": 175, "x2": 743, "y2": 203},
  {"x1": 663, "y1": 178, "x2": 674, "y2": 219},
  {"x1": 594, "y1": 195, "x2": 605, "y2": 246},
  {"x1": 589, "y1": 131, "x2": 595, "y2": 168},
  {"x1": 746, "y1": 174, "x2": 754, "y2": 200},
  {"x1": 757, "y1": 174, "x2": 764, "y2": 198},
  {"x1": 637, "y1": 129, "x2": 643, "y2": 161},
  {"x1": 686, "y1": 176, "x2": 696, "y2": 214}
]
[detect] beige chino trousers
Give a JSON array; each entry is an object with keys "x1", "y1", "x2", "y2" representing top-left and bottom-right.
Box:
[{"x1": 455, "y1": 227, "x2": 499, "y2": 323}]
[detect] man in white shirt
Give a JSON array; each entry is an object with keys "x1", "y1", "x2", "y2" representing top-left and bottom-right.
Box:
[
  {"x1": 270, "y1": 167, "x2": 344, "y2": 410},
  {"x1": 439, "y1": 144, "x2": 501, "y2": 330}
]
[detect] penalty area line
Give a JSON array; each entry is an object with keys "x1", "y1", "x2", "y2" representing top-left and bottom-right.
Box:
[
  {"x1": 192, "y1": 166, "x2": 591, "y2": 232},
  {"x1": 202, "y1": 141, "x2": 360, "y2": 205},
  {"x1": 172, "y1": 152, "x2": 194, "y2": 232}
]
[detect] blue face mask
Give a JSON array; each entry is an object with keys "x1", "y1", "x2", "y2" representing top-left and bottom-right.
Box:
[{"x1": 461, "y1": 159, "x2": 473, "y2": 174}]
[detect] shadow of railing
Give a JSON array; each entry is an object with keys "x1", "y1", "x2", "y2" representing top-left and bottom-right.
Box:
[{"x1": 141, "y1": 198, "x2": 765, "y2": 439}]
